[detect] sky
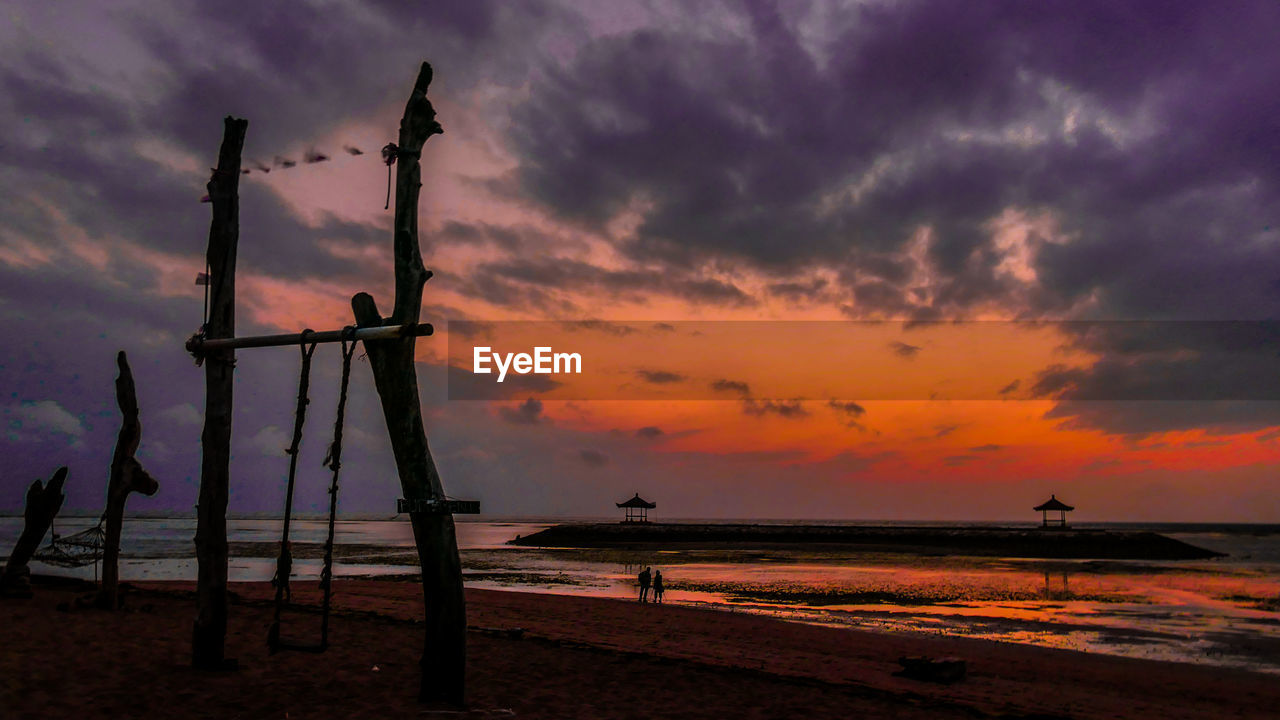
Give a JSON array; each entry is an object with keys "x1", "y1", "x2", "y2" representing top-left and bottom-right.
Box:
[{"x1": 2, "y1": 0, "x2": 1279, "y2": 522}]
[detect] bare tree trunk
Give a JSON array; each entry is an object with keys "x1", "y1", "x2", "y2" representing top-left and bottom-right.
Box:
[
  {"x1": 0, "y1": 467, "x2": 68, "y2": 598},
  {"x1": 351, "y1": 62, "x2": 465, "y2": 706},
  {"x1": 193, "y1": 116, "x2": 247, "y2": 669},
  {"x1": 97, "y1": 351, "x2": 158, "y2": 609}
]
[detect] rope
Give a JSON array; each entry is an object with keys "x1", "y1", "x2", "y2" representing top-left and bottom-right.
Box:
[
  {"x1": 381, "y1": 143, "x2": 398, "y2": 210},
  {"x1": 268, "y1": 332, "x2": 317, "y2": 654},
  {"x1": 316, "y1": 330, "x2": 357, "y2": 650},
  {"x1": 202, "y1": 260, "x2": 210, "y2": 332},
  {"x1": 380, "y1": 143, "x2": 420, "y2": 210},
  {"x1": 267, "y1": 328, "x2": 356, "y2": 654}
]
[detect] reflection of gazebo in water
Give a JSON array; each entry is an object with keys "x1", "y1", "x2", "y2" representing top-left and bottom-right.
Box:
[
  {"x1": 1042, "y1": 569, "x2": 1071, "y2": 599},
  {"x1": 1034, "y1": 494, "x2": 1074, "y2": 528},
  {"x1": 616, "y1": 493, "x2": 656, "y2": 523}
]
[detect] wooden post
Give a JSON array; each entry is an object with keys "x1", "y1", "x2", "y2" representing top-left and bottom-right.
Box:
[
  {"x1": 0, "y1": 467, "x2": 68, "y2": 598},
  {"x1": 97, "y1": 351, "x2": 158, "y2": 609},
  {"x1": 351, "y1": 62, "x2": 465, "y2": 705},
  {"x1": 193, "y1": 116, "x2": 247, "y2": 669}
]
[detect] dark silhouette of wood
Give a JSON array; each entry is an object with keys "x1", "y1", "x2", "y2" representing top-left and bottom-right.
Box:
[
  {"x1": 0, "y1": 467, "x2": 68, "y2": 598},
  {"x1": 193, "y1": 116, "x2": 248, "y2": 670},
  {"x1": 350, "y1": 62, "x2": 465, "y2": 705},
  {"x1": 96, "y1": 351, "x2": 158, "y2": 609}
]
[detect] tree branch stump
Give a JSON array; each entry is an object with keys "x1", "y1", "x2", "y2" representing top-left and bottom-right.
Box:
[
  {"x1": 351, "y1": 62, "x2": 465, "y2": 706},
  {"x1": 0, "y1": 467, "x2": 68, "y2": 598},
  {"x1": 97, "y1": 351, "x2": 158, "y2": 609}
]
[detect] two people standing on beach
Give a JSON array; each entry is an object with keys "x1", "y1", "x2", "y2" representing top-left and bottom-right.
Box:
[{"x1": 637, "y1": 566, "x2": 664, "y2": 603}]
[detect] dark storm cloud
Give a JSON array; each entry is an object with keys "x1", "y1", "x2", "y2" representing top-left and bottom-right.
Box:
[
  {"x1": 635, "y1": 426, "x2": 663, "y2": 439},
  {"x1": 1023, "y1": 321, "x2": 1280, "y2": 433},
  {"x1": 0, "y1": 112, "x2": 386, "y2": 290},
  {"x1": 446, "y1": 320, "x2": 497, "y2": 341},
  {"x1": 0, "y1": 0, "x2": 572, "y2": 303},
  {"x1": 559, "y1": 320, "x2": 639, "y2": 337},
  {"x1": 500, "y1": 0, "x2": 1280, "y2": 432},
  {"x1": 742, "y1": 398, "x2": 808, "y2": 419},
  {"x1": 502, "y1": 0, "x2": 1056, "y2": 306},
  {"x1": 710, "y1": 379, "x2": 751, "y2": 396},
  {"x1": 635, "y1": 369, "x2": 684, "y2": 385},
  {"x1": 507, "y1": 0, "x2": 1278, "y2": 299},
  {"x1": 767, "y1": 277, "x2": 830, "y2": 302},
  {"x1": 437, "y1": 221, "x2": 533, "y2": 252},
  {"x1": 888, "y1": 341, "x2": 921, "y2": 359},
  {"x1": 438, "y1": 266, "x2": 578, "y2": 315},
  {"x1": 827, "y1": 399, "x2": 867, "y2": 430},
  {"x1": 498, "y1": 397, "x2": 545, "y2": 425},
  {"x1": 934, "y1": 424, "x2": 960, "y2": 438},
  {"x1": 827, "y1": 400, "x2": 866, "y2": 419},
  {"x1": 3, "y1": 0, "x2": 1280, "y2": 526},
  {"x1": 1042, "y1": 402, "x2": 1280, "y2": 438},
  {"x1": 578, "y1": 448, "x2": 609, "y2": 467},
  {"x1": 134, "y1": 0, "x2": 548, "y2": 153},
  {"x1": 465, "y1": 257, "x2": 755, "y2": 309}
]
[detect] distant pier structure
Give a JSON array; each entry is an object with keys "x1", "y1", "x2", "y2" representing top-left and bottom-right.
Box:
[
  {"x1": 617, "y1": 493, "x2": 656, "y2": 523},
  {"x1": 1034, "y1": 494, "x2": 1074, "y2": 528}
]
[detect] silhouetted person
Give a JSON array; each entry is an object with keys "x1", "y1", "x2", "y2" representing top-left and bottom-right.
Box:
[
  {"x1": 653, "y1": 570, "x2": 664, "y2": 603},
  {"x1": 638, "y1": 566, "x2": 651, "y2": 602}
]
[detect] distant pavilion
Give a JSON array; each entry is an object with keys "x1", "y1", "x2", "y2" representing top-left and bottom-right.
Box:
[
  {"x1": 1034, "y1": 494, "x2": 1074, "y2": 528},
  {"x1": 616, "y1": 493, "x2": 656, "y2": 523}
]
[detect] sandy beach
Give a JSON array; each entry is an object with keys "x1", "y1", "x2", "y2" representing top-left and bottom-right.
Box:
[{"x1": 2, "y1": 577, "x2": 1277, "y2": 719}]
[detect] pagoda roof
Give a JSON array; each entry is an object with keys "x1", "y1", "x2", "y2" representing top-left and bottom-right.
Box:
[
  {"x1": 1034, "y1": 494, "x2": 1074, "y2": 512},
  {"x1": 616, "y1": 493, "x2": 656, "y2": 509}
]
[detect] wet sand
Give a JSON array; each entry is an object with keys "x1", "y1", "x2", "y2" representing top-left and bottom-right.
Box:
[{"x1": 2, "y1": 577, "x2": 1277, "y2": 719}]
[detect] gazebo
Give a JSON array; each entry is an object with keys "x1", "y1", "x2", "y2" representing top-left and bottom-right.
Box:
[
  {"x1": 616, "y1": 493, "x2": 656, "y2": 523},
  {"x1": 1034, "y1": 494, "x2": 1074, "y2": 528}
]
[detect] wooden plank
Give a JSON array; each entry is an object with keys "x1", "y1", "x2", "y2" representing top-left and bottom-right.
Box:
[
  {"x1": 186, "y1": 322, "x2": 431, "y2": 354},
  {"x1": 192, "y1": 115, "x2": 247, "y2": 670}
]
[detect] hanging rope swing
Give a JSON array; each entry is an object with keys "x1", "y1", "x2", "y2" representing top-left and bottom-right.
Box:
[{"x1": 267, "y1": 328, "x2": 357, "y2": 654}]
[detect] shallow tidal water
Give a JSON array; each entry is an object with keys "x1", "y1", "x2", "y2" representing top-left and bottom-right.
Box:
[{"x1": 4, "y1": 516, "x2": 1279, "y2": 674}]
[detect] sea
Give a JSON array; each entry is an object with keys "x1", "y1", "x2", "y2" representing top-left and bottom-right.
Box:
[{"x1": 4, "y1": 516, "x2": 1279, "y2": 674}]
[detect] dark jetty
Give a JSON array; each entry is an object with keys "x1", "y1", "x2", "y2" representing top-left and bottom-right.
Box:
[{"x1": 508, "y1": 523, "x2": 1225, "y2": 560}]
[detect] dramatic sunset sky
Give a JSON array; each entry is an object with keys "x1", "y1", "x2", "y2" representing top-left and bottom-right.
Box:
[{"x1": 2, "y1": 1, "x2": 1278, "y2": 521}]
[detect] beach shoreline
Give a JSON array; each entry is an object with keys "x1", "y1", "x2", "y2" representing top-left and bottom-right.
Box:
[{"x1": 3, "y1": 576, "x2": 1278, "y2": 719}]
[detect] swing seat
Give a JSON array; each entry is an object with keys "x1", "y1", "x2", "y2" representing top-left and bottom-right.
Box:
[
  {"x1": 268, "y1": 336, "x2": 355, "y2": 655},
  {"x1": 267, "y1": 619, "x2": 329, "y2": 655}
]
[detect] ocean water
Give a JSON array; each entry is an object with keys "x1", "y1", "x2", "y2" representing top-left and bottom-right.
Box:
[{"x1": 4, "y1": 516, "x2": 1278, "y2": 674}]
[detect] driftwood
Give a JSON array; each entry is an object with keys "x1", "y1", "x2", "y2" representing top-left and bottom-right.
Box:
[
  {"x1": 0, "y1": 467, "x2": 68, "y2": 598},
  {"x1": 351, "y1": 62, "x2": 466, "y2": 705},
  {"x1": 193, "y1": 116, "x2": 248, "y2": 669},
  {"x1": 96, "y1": 351, "x2": 158, "y2": 609}
]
